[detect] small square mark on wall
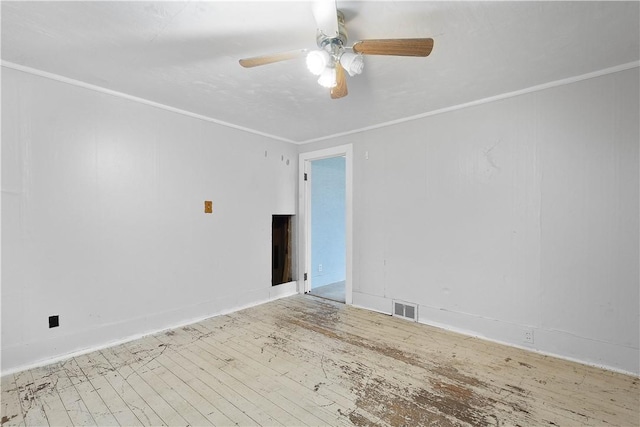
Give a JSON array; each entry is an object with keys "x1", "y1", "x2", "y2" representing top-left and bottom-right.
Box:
[
  {"x1": 204, "y1": 201, "x2": 213, "y2": 213},
  {"x1": 49, "y1": 315, "x2": 59, "y2": 328}
]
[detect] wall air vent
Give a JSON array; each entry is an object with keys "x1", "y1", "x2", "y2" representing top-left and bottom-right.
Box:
[{"x1": 392, "y1": 301, "x2": 418, "y2": 322}]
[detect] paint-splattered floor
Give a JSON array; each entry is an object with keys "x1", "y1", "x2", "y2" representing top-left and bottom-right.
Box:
[{"x1": 2, "y1": 295, "x2": 639, "y2": 426}]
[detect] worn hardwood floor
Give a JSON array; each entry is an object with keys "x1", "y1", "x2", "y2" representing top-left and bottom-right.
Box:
[{"x1": 2, "y1": 295, "x2": 639, "y2": 426}]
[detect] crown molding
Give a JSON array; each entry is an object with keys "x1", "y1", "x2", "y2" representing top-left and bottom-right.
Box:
[
  {"x1": 1, "y1": 61, "x2": 296, "y2": 144},
  {"x1": 299, "y1": 61, "x2": 640, "y2": 145}
]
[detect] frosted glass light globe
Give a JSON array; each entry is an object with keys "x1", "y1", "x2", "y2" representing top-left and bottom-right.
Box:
[
  {"x1": 340, "y1": 52, "x2": 364, "y2": 76},
  {"x1": 317, "y1": 67, "x2": 337, "y2": 88},
  {"x1": 306, "y1": 50, "x2": 330, "y2": 76}
]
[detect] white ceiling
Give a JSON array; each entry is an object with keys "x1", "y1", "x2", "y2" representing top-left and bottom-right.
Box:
[{"x1": 2, "y1": 1, "x2": 639, "y2": 143}]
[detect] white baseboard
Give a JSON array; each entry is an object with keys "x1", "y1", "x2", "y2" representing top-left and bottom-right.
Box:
[
  {"x1": 6, "y1": 286, "x2": 636, "y2": 378},
  {"x1": 1, "y1": 283, "x2": 298, "y2": 377},
  {"x1": 350, "y1": 292, "x2": 639, "y2": 376},
  {"x1": 352, "y1": 291, "x2": 392, "y2": 315}
]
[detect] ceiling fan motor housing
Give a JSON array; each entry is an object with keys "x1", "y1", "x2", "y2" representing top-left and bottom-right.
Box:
[
  {"x1": 315, "y1": 10, "x2": 357, "y2": 76},
  {"x1": 316, "y1": 10, "x2": 347, "y2": 49}
]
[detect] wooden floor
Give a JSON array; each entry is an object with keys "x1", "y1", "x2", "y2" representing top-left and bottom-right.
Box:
[
  {"x1": 310, "y1": 281, "x2": 345, "y2": 303},
  {"x1": 2, "y1": 295, "x2": 639, "y2": 426}
]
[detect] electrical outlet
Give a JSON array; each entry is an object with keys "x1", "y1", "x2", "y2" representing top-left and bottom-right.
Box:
[
  {"x1": 318, "y1": 264, "x2": 323, "y2": 272},
  {"x1": 523, "y1": 329, "x2": 534, "y2": 344}
]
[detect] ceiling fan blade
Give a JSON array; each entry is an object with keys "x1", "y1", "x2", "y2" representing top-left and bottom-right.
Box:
[
  {"x1": 239, "y1": 49, "x2": 307, "y2": 68},
  {"x1": 312, "y1": 0, "x2": 339, "y2": 37},
  {"x1": 331, "y1": 63, "x2": 348, "y2": 99},
  {"x1": 352, "y1": 38, "x2": 434, "y2": 57}
]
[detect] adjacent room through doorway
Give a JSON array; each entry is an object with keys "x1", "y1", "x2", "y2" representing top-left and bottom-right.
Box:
[{"x1": 309, "y1": 156, "x2": 346, "y2": 303}]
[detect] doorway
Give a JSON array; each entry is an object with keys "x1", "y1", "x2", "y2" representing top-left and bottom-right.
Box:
[
  {"x1": 309, "y1": 156, "x2": 346, "y2": 302},
  {"x1": 299, "y1": 144, "x2": 353, "y2": 304}
]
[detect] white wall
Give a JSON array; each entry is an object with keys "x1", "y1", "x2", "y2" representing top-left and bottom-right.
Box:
[
  {"x1": 3, "y1": 65, "x2": 638, "y2": 376},
  {"x1": 301, "y1": 67, "x2": 639, "y2": 375},
  {"x1": 1, "y1": 67, "x2": 298, "y2": 373}
]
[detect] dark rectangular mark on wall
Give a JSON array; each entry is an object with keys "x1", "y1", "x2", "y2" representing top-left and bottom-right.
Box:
[{"x1": 272, "y1": 215, "x2": 294, "y2": 285}]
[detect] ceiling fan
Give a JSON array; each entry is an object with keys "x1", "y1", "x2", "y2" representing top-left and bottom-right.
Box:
[{"x1": 238, "y1": 1, "x2": 434, "y2": 99}]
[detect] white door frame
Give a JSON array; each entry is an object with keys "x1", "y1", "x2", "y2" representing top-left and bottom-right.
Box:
[{"x1": 298, "y1": 144, "x2": 353, "y2": 305}]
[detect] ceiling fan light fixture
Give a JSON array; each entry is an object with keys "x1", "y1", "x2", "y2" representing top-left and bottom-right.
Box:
[
  {"x1": 306, "y1": 50, "x2": 330, "y2": 76},
  {"x1": 238, "y1": 4, "x2": 435, "y2": 100},
  {"x1": 339, "y1": 52, "x2": 364, "y2": 76},
  {"x1": 317, "y1": 67, "x2": 337, "y2": 88}
]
